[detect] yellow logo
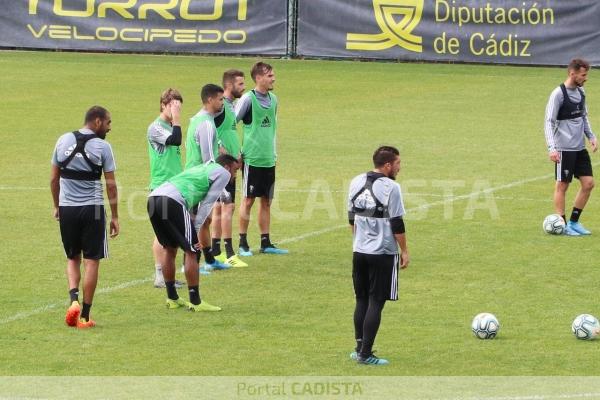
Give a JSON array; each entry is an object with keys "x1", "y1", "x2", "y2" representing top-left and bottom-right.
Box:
[{"x1": 346, "y1": 0, "x2": 423, "y2": 53}]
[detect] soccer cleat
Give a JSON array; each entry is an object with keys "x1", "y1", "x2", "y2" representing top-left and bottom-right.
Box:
[
  {"x1": 214, "y1": 253, "x2": 228, "y2": 264},
  {"x1": 238, "y1": 247, "x2": 253, "y2": 257},
  {"x1": 259, "y1": 245, "x2": 289, "y2": 255},
  {"x1": 65, "y1": 301, "x2": 80, "y2": 327},
  {"x1": 357, "y1": 353, "x2": 389, "y2": 366},
  {"x1": 563, "y1": 225, "x2": 581, "y2": 236},
  {"x1": 568, "y1": 221, "x2": 591, "y2": 235},
  {"x1": 202, "y1": 260, "x2": 230, "y2": 271},
  {"x1": 226, "y1": 254, "x2": 249, "y2": 268},
  {"x1": 350, "y1": 351, "x2": 358, "y2": 361},
  {"x1": 76, "y1": 318, "x2": 96, "y2": 329},
  {"x1": 188, "y1": 301, "x2": 222, "y2": 312},
  {"x1": 166, "y1": 297, "x2": 189, "y2": 309}
]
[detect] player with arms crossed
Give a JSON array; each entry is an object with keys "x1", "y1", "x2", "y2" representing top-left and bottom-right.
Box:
[
  {"x1": 185, "y1": 84, "x2": 230, "y2": 272},
  {"x1": 212, "y1": 69, "x2": 248, "y2": 268}
]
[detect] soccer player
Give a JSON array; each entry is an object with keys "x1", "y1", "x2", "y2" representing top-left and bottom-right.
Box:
[
  {"x1": 235, "y1": 62, "x2": 288, "y2": 256},
  {"x1": 147, "y1": 154, "x2": 240, "y2": 312},
  {"x1": 544, "y1": 58, "x2": 598, "y2": 236},
  {"x1": 185, "y1": 84, "x2": 225, "y2": 168},
  {"x1": 147, "y1": 88, "x2": 184, "y2": 288},
  {"x1": 50, "y1": 106, "x2": 119, "y2": 329},
  {"x1": 211, "y1": 69, "x2": 248, "y2": 268},
  {"x1": 185, "y1": 84, "x2": 229, "y2": 272},
  {"x1": 347, "y1": 146, "x2": 409, "y2": 365}
]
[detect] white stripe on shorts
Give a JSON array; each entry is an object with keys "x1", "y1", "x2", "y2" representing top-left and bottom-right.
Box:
[
  {"x1": 243, "y1": 162, "x2": 249, "y2": 197},
  {"x1": 182, "y1": 204, "x2": 196, "y2": 252},
  {"x1": 103, "y1": 209, "x2": 109, "y2": 258},
  {"x1": 391, "y1": 254, "x2": 399, "y2": 300},
  {"x1": 556, "y1": 151, "x2": 562, "y2": 181}
]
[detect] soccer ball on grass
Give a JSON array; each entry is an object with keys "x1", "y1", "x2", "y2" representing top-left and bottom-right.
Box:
[
  {"x1": 572, "y1": 314, "x2": 600, "y2": 340},
  {"x1": 471, "y1": 313, "x2": 500, "y2": 339},
  {"x1": 542, "y1": 214, "x2": 565, "y2": 235}
]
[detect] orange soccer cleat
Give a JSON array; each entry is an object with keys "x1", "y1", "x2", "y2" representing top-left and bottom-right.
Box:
[
  {"x1": 76, "y1": 318, "x2": 96, "y2": 329},
  {"x1": 65, "y1": 301, "x2": 80, "y2": 327}
]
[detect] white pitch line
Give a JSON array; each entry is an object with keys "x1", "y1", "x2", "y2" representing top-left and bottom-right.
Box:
[
  {"x1": 0, "y1": 168, "x2": 582, "y2": 326},
  {"x1": 0, "y1": 278, "x2": 152, "y2": 326}
]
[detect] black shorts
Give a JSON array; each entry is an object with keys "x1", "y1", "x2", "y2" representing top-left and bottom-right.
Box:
[
  {"x1": 218, "y1": 179, "x2": 236, "y2": 204},
  {"x1": 352, "y1": 252, "x2": 399, "y2": 301},
  {"x1": 59, "y1": 205, "x2": 107, "y2": 260},
  {"x1": 147, "y1": 196, "x2": 198, "y2": 253},
  {"x1": 556, "y1": 149, "x2": 593, "y2": 182},
  {"x1": 242, "y1": 164, "x2": 275, "y2": 199}
]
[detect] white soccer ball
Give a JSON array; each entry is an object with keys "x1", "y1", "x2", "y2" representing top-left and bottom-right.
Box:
[
  {"x1": 471, "y1": 313, "x2": 500, "y2": 339},
  {"x1": 542, "y1": 214, "x2": 565, "y2": 235},
  {"x1": 571, "y1": 314, "x2": 600, "y2": 340}
]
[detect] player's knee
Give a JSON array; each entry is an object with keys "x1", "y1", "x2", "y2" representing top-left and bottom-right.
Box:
[
  {"x1": 556, "y1": 181, "x2": 569, "y2": 193},
  {"x1": 584, "y1": 179, "x2": 595, "y2": 192}
]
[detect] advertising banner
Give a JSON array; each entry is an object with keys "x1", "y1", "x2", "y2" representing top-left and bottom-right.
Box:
[
  {"x1": 297, "y1": 0, "x2": 600, "y2": 65},
  {"x1": 0, "y1": 0, "x2": 287, "y2": 55}
]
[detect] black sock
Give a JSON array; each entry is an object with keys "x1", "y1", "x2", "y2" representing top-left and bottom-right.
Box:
[
  {"x1": 211, "y1": 238, "x2": 221, "y2": 256},
  {"x1": 189, "y1": 285, "x2": 201, "y2": 305},
  {"x1": 239, "y1": 233, "x2": 249, "y2": 249},
  {"x1": 165, "y1": 281, "x2": 178, "y2": 301},
  {"x1": 203, "y1": 247, "x2": 215, "y2": 264},
  {"x1": 261, "y1": 233, "x2": 272, "y2": 248},
  {"x1": 81, "y1": 303, "x2": 92, "y2": 322},
  {"x1": 69, "y1": 288, "x2": 79, "y2": 303},
  {"x1": 562, "y1": 215, "x2": 567, "y2": 223},
  {"x1": 224, "y1": 238, "x2": 234, "y2": 258},
  {"x1": 570, "y1": 208, "x2": 583, "y2": 223}
]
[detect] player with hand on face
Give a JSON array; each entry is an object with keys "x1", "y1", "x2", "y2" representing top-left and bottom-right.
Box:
[{"x1": 147, "y1": 89, "x2": 185, "y2": 288}]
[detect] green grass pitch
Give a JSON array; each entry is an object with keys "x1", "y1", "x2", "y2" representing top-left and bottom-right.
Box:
[{"x1": 0, "y1": 50, "x2": 599, "y2": 376}]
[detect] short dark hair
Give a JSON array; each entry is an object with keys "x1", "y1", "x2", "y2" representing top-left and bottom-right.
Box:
[
  {"x1": 160, "y1": 88, "x2": 183, "y2": 112},
  {"x1": 568, "y1": 58, "x2": 590, "y2": 72},
  {"x1": 84, "y1": 106, "x2": 109, "y2": 124},
  {"x1": 201, "y1": 84, "x2": 224, "y2": 103},
  {"x1": 223, "y1": 69, "x2": 245, "y2": 87},
  {"x1": 372, "y1": 146, "x2": 400, "y2": 168},
  {"x1": 216, "y1": 154, "x2": 238, "y2": 167},
  {"x1": 250, "y1": 61, "x2": 272, "y2": 82}
]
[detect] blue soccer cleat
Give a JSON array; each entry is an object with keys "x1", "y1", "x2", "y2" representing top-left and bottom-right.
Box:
[
  {"x1": 567, "y1": 221, "x2": 591, "y2": 235},
  {"x1": 202, "y1": 260, "x2": 231, "y2": 271},
  {"x1": 357, "y1": 353, "x2": 389, "y2": 366},
  {"x1": 563, "y1": 225, "x2": 581, "y2": 236},
  {"x1": 238, "y1": 247, "x2": 253, "y2": 257},
  {"x1": 259, "y1": 245, "x2": 289, "y2": 255}
]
